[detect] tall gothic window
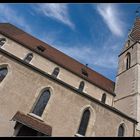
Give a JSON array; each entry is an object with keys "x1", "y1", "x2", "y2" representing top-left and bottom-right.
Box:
[
  {"x1": 118, "y1": 124, "x2": 125, "y2": 137},
  {"x1": 126, "y1": 52, "x2": 131, "y2": 70},
  {"x1": 32, "y1": 89, "x2": 51, "y2": 117},
  {"x1": 101, "y1": 93, "x2": 106, "y2": 103},
  {"x1": 77, "y1": 109, "x2": 90, "y2": 136},
  {"x1": 52, "y1": 67, "x2": 60, "y2": 78},
  {"x1": 0, "y1": 67, "x2": 8, "y2": 82},
  {"x1": 0, "y1": 38, "x2": 6, "y2": 47},
  {"x1": 24, "y1": 53, "x2": 33, "y2": 63},
  {"x1": 78, "y1": 81, "x2": 85, "y2": 92}
]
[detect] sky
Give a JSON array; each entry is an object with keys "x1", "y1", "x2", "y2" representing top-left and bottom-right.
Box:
[{"x1": 0, "y1": 3, "x2": 139, "y2": 81}]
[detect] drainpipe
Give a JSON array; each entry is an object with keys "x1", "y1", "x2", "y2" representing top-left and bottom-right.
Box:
[{"x1": 133, "y1": 123, "x2": 136, "y2": 137}]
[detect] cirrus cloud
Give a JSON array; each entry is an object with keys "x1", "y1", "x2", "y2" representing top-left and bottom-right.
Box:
[
  {"x1": 33, "y1": 3, "x2": 75, "y2": 30},
  {"x1": 96, "y1": 4, "x2": 125, "y2": 37}
]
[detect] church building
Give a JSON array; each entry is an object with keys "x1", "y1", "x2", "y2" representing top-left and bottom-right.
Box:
[{"x1": 0, "y1": 15, "x2": 140, "y2": 137}]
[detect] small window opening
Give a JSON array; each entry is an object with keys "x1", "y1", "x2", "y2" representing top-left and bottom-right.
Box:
[
  {"x1": 0, "y1": 38, "x2": 6, "y2": 47},
  {"x1": 24, "y1": 53, "x2": 33, "y2": 63},
  {"x1": 78, "y1": 81, "x2": 85, "y2": 92},
  {"x1": 101, "y1": 93, "x2": 106, "y2": 103},
  {"x1": 81, "y1": 69, "x2": 88, "y2": 77},
  {"x1": 36, "y1": 45, "x2": 46, "y2": 52},
  {"x1": 126, "y1": 52, "x2": 131, "y2": 70},
  {"x1": 52, "y1": 67, "x2": 60, "y2": 78}
]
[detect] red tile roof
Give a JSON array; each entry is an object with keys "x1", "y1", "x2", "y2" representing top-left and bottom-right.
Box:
[
  {"x1": 12, "y1": 111, "x2": 52, "y2": 136},
  {"x1": 0, "y1": 23, "x2": 115, "y2": 95}
]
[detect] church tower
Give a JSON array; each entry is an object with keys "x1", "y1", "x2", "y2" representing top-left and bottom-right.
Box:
[{"x1": 114, "y1": 15, "x2": 140, "y2": 131}]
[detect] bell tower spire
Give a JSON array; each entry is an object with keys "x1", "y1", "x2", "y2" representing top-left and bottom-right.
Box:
[
  {"x1": 129, "y1": 11, "x2": 140, "y2": 42},
  {"x1": 114, "y1": 8, "x2": 140, "y2": 134},
  {"x1": 120, "y1": 8, "x2": 140, "y2": 54}
]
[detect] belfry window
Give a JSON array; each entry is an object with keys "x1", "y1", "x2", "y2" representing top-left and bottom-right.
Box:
[
  {"x1": 0, "y1": 67, "x2": 8, "y2": 82},
  {"x1": 126, "y1": 52, "x2": 131, "y2": 70},
  {"x1": 118, "y1": 124, "x2": 125, "y2": 137},
  {"x1": 24, "y1": 53, "x2": 33, "y2": 63},
  {"x1": 52, "y1": 67, "x2": 60, "y2": 78},
  {"x1": 0, "y1": 38, "x2": 6, "y2": 47},
  {"x1": 77, "y1": 109, "x2": 90, "y2": 136},
  {"x1": 78, "y1": 81, "x2": 85, "y2": 92},
  {"x1": 101, "y1": 93, "x2": 106, "y2": 103},
  {"x1": 32, "y1": 89, "x2": 51, "y2": 117}
]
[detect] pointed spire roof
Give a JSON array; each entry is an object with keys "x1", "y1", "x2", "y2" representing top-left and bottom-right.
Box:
[
  {"x1": 119, "y1": 15, "x2": 140, "y2": 55},
  {"x1": 129, "y1": 7, "x2": 140, "y2": 41},
  {"x1": 129, "y1": 17, "x2": 140, "y2": 42}
]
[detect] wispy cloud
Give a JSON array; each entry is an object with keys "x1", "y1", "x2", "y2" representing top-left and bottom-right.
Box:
[
  {"x1": 0, "y1": 4, "x2": 31, "y2": 33},
  {"x1": 41, "y1": 32, "x2": 120, "y2": 70},
  {"x1": 55, "y1": 42, "x2": 118, "y2": 69},
  {"x1": 96, "y1": 4, "x2": 125, "y2": 37},
  {"x1": 33, "y1": 3, "x2": 74, "y2": 29}
]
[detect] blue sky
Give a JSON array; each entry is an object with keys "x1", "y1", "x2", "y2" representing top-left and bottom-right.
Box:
[{"x1": 0, "y1": 3, "x2": 139, "y2": 81}]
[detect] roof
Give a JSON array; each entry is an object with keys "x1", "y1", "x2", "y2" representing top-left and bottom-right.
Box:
[
  {"x1": 0, "y1": 23, "x2": 115, "y2": 95},
  {"x1": 12, "y1": 111, "x2": 52, "y2": 136},
  {"x1": 129, "y1": 17, "x2": 140, "y2": 41}
]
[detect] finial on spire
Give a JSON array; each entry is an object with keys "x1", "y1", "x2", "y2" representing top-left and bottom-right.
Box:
[
  {"x1": 86, "y1": 64, "x2": 88, "y2": 67},
  {"x1": 135, "y1": 7, "x2": 140, "y2": 17}
]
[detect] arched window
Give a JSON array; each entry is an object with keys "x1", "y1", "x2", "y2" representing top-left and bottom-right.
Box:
[
  {"x1": 101, "y1": 93, "x2": 106, "y2": 103},
  {"x1": 52, "y1": 67, "x2": 60, "y2": 77},
  {"x1": 0, "y1": 67, "x2": 8, "y2": 82},
  {"x1": 77, "y1": 109, "x2": 90, "y2": 136},
  {"x1": 118, "y1": 124, "x2": 125, "y2": 137},
  {"x1": 32, "y1": 89, "x2": 51, "y2": 117},
  {"x1": 126, "y1": 52, "x2": 131, "y2": 70},
  {"x1": 78, "y1": 81, "x2": 85, "y2": 92},
  {"x1": 24, "y1": 53, "x2": 33, "y2": 63},
  {"x1": 0, "y1": 38, "x2": 6, "y2": 47}
]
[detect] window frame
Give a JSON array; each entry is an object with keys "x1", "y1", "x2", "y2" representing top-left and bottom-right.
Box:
[
  {"x1": 36, "y1": 45, "x2": 46, "y2": 53},
  {"x1": 125, "y1": 52, "x2": 131, "y2": 70},
  {"x1": 81, "y1": 68, "x2": 88, "y2": 77},
  {"x1": 77, "y1": 108, "x2": 90, "y2": 136},
  {"x1": 118, "y1": 123, "x2": 125, "y2": 137},
  {"x1": 101, "y1": 93, "x2": 106, "y2": 103},
  {"x1": 24, "y1": 53, "x2": 33, "y2": 63},
  {"x1": 51, "y1": 67, "x2": 60, "y2": 78},
  {"x1": 31, "y1": 89, "x2": 51, "y2": 117},
  {"x1": 78, "y1": 81, "x2": 85, "y2": 92},
  {"x1": 0, "y1": 66, "x2": 8, "y2": 82},
  {"x1": 0, "y1": 38, "x2": 6, "y2": 47}
]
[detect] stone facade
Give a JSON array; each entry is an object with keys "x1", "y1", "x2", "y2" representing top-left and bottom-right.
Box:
[
  {"x1": 0, "y1": 17, "x2": 140, "y2": 137},
  {"x1": 0, "y1": 51, "x2": 135, "y2": 136}
]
